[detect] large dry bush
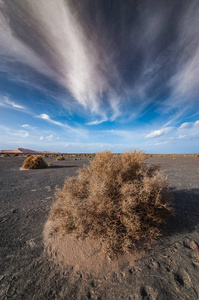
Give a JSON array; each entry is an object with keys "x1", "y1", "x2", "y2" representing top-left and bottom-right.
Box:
[
  {"x1": 49, "y1": 150, "x2": 173, "y2": 257},
  {"x1": 22, "y1": 155, "x2": 48, "y2": 169}
]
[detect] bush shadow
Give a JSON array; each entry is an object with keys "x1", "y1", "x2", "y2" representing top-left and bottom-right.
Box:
[
  {"x1": 162, "y1": 187, "x2": 199, "y2": 237},
  {"x1": 48, "y1": 165, "x2": 77, "y2": 169}
]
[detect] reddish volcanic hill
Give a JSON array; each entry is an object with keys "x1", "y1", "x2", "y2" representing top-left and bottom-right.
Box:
[{"x1": 0, "y1": 148, "x2": 59, "y2": 154}]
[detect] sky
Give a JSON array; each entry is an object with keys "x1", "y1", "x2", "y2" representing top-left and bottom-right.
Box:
[{"x1": 0, "y1": 0, "x2": 199, "y2": 153}]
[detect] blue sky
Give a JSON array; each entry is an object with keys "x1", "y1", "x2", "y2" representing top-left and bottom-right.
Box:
[{"x1": 0, "y1": 0, "x2": 199, "y2": 153}]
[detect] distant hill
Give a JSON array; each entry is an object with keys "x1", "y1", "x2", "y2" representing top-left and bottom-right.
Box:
[{"x1": 0, "y1": 147, "x2": 59, "y2": 154}]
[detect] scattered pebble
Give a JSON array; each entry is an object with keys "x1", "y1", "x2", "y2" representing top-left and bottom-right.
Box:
[{"x1": 45, "y1": 186, "x2": 52, "y2": 191}]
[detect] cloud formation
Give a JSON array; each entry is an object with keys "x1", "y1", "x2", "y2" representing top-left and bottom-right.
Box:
[
  {"x1": 86, "y1": 119, "x2": 107, "y2": 126},
  {"x1": 40, "y1": 134, "x2": 54, "y2": 141},
  {"x1": 179, "y1": 122, "x2": 190, "y2": 129},
  {"x1": 1, "y1": 0, "x2": 199, "y2": 121},
  {"x1": 38, "y1": 114, "x2": 68, "y2": 128},
  {"x1": 194, "y1": 120, "x2": 199, "y2": 126},
  {"x1": 0, "y1": 96, "x2": 25, "y2": 110},
  {"x1": 146, "y1": 129, "x2": 166, "y2": 139}
]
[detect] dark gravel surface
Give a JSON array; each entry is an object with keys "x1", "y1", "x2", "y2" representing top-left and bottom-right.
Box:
[{"x1": 0, "y1": 156, "x2": 199, "y2": 299}]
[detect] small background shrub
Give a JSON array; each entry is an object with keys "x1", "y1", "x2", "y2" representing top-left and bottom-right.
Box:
[
  {"x1": 49, "y1": 150, "x2": 174, "y2": 257},
  {"x1": 2, "y1": 153, "x2": 9, "y2": 157},
  {"x1": 22, "y1": 155, "x2": 48, "y2": 169},
  {"x1": 56, "y1": 156, "x2": 65, "y2": 161},
  {"x1": 48, "y1": 162, "x2": 53, "y2": 166}
]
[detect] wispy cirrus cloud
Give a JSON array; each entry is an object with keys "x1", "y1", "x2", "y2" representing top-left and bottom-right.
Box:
[
  {"x1": 37, "y1": 113, "x2": 88, "y2": 138},
  {"x1": 86, "y1": 119, "x2": 107, "y2": 126},
  {"x1": 37, "y1": 113, "x2": 68, "y2": 128},
  {"x1": 0, "y1": 125, "x2": 29, "y2": 138},
  {"x1": 0, "y1": 96, "x2": 25, "y2": 110},
  {"x1": 1, "y1": 0, "x2": 199, "y2": 121}
]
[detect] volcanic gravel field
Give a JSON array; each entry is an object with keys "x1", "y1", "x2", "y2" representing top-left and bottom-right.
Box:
[{"x1": 0, "y1": 155, "x2": 199, "y2": 299}]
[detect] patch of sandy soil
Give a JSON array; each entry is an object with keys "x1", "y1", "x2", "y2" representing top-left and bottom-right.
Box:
[
  {"x1": 0, "y1": 156, "x2": 199, "y2": 299},
  {"x1": 43, "y1": 219, "x2": 146, "y2": 277}
]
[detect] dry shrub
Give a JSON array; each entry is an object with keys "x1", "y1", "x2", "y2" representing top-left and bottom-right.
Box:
[
  {"x1": 56, "y1": 156, "x2": 65, "y2": 161},
  {"x1": 49, "y1": 150, "x2": 173, "y2": 257},
  {"x1": 22, "y1": 155, "x2": 48, "y2": 169},
  {"x1": 196, "y1": 154, "x2": 199, "y2": 157}
]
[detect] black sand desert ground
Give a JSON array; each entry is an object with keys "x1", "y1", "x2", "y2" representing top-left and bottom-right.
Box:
[{"x1": 0, "y1": 155, "x2": 199, "y2": 299}]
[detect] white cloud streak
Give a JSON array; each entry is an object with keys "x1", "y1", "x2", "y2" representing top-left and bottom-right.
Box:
[
  {"x1": 0, "y1": 96, "x2": 25, "y2": 110},
  {"x1": 37, "y1": 113, "x2": 88, "y2": 138},
  {"x1": 0, "y1": 0, "x2": 199, "y2": 121},
  {"x1": 146, "y1": 129, "x2": 165, "y2": 139},
  {"x1": 168, "y1": 2, "x2": 199, "y2": 108},
  {"x1": 40, "y1": 134, "x2": 54, "y2": 141},
  {"x1": 86, "y1": 119, "x2": 107, "y2": 126},
  {"x1": 38, "y1": 113, "x2": 69, "y2": 128},
  {"x1": 146, "y1": 127, "x2": 172, "y2": 139},
  {"x1": 194, "y1": 120, "x2": 199, "y2": 126},
  {"x1": 179, "y1": 122, "x2": 190, "y2": 129}
]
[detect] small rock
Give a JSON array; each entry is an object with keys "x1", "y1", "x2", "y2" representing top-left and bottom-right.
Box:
[
  {"x1": 72, "y1": 264, "x2": 79, "y2": 272},
  {"x1": 182, "y1": 269, "x2": 192, "y2": 288},
  {"x1": 183, "y1": 239, "x2": 192, "y2": 249},
  {"x1": 129, "y1": 268, "x2": 134, "y2": 274},
  {"x1": 91, "y1": 280, "x2": 97, "y2": 287},
  {"x1": 144, "y1": 285, "x2": 158, "y2": 300},
  {"x1": 192, "y1": 261, "x2": 199, "y2": 268},
  {"x1": 45, "y1": 186, "x2": 52, "y2": 191},
  {"x1": 190, "y1": 241, "x2": 199, "y2": 251},
  {"x1": 184, "y1": 239, "x2": 198, "y2": 250},
  {"x1": 151, "y1": 261, "x2": 159, "y2": 269},
  {"x1": 78, "y1": 272, "x2": 83, "y2": 279},
  {"x1": 173, "y1": 242, "x2": 181, "y2": 250}
]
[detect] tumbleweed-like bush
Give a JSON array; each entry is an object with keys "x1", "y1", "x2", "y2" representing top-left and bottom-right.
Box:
[
  {"x1": 56, "y1": 156, "x2": 65, "y2": 161},
  {"x1": 49, "y1": 150, "x2": 173, "y2": 257},
  {"x1": 22, "y1": 155, "x2": 48, "y2": 169},
  {"x1": 2, "y1": 153, "x2": 10, "y2": 157}
]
